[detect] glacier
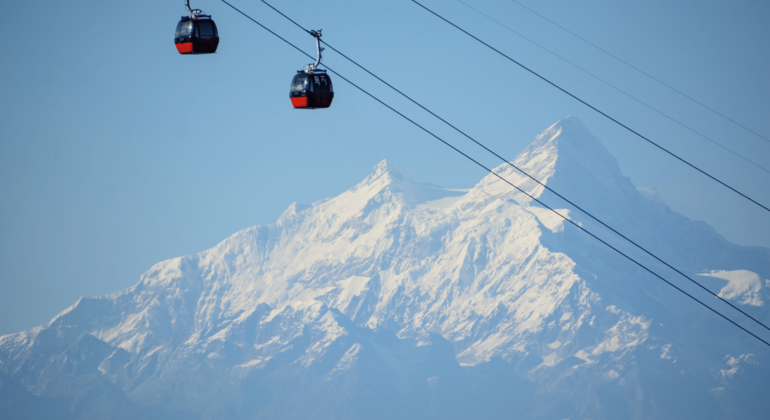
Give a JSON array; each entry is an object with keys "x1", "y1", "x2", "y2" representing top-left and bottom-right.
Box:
[{"x1": 1, "y1": 117, "x2": 769, "y2": 419}]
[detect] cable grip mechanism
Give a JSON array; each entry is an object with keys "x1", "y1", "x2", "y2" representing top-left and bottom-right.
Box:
[{"x1": 185, "y1": 0, "x2": 204, "y2": 18}]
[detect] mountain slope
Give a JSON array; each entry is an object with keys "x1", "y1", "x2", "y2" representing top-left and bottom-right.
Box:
[{"x1": 1, "y1": 117, "x2": 769, "y2": 419}]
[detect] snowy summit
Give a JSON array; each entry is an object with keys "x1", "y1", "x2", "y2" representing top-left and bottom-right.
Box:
[{"x1": 1, "y1": 118, "x2": 769, "y2": 419}]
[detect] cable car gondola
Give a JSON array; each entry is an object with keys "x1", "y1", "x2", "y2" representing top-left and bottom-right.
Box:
[
  {"x1": 175, "y1": 0, "x2": 219, "y2": 55},
  {"x1": 290, "y1": 30, "x2": 334, "y2": 109}
]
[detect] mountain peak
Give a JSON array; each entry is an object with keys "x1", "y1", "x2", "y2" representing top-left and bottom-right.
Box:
[
  {"x1": 550, "y1": 115, "x2": 591, "y2": 134},
  {"x1": 318, "y1": 159, "x2": 466, "y2": 219},
  {"x1": 520, "y1": 116, "x2": 617, "y2": 171},
  {"x1": 476, "y1": 117, "x2": 633, "y2": 206},
  {"x1": 365, "y1": 159, "x2": 407, "y2": 184},
  {"x1": 526, "y1": 117, "x2": 638, "y2": 208},
  {"x1": 344, "y1": 159, "x2": 413, "y2": 205},
  {"x1": 534, "y1": 115, "x2": 591, "y2": 142}
]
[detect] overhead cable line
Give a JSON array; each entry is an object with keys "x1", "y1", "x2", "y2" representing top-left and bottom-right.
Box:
[
  {"x1": 508, "y1": 0, "x2": 770, "y2": 145},
  {"x1": 458, "y1": 0, "x2": 770, "y2": 176},
  {"x1": 411, "y1": 0, "x2": 770, "y2": 214},
  {"x1": 258, "y1": 0, "x2": 770, "y2": 337},
  {"x1": 222, "y1": 0, "x2": 770, "y2": 348}
]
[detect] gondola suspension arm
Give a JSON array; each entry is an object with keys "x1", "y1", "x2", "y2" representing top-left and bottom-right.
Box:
[{"x1": 305, "y1": 29, "x2": 324, "y2": 72}]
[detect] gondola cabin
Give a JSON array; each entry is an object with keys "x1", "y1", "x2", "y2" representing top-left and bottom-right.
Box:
[
  {"x1": 290, "y1": 71, "x2": 334, "y2": 109},
  {"x1": 175, "y1": 15, "x2": 219, "y2": 54}
]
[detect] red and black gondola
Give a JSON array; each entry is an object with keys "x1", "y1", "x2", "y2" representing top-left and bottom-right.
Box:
[
  {"x1": 290, "y1": 29, "x2": 334, "y2": 109},
  {"x1": 290, "y1": 71, "x2": 334, "y2": 109},
  {"x1": 175, "y1": 1, "x2": 219, "y2": 55}
]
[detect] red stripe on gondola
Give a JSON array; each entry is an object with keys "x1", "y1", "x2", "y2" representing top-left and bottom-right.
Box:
[
  {"x1": 291, "y1": 97, "x2": 308, "y2": 108},
  {"x1": 176, "y1": 42, "x2": 194, "y2": 54}
]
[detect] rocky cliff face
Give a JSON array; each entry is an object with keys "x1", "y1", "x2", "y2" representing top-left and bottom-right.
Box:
[{"x1": 2, "y1": 117, "x2": 769, "y2": 419}]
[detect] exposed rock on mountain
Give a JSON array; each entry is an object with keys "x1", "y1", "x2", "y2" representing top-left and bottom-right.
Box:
[{"x1": 2, "y1": 117, "x2": 768, "y2": 419}]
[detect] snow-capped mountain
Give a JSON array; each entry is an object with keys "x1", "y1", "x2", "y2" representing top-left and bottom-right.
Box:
[{"x1": 2, "y1": 117, "x2": 769, "y2": 419}]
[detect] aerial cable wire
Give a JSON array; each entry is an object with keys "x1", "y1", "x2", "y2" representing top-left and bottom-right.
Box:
[
  {"x1": 218, "y1": 0, "x2": 770, "y2": 348},
  {"x1": 507, "y1": 0, "x2": 770, "y2": 145},
  {"x1": 256, "y1": 0, "x2": 770, "y2": 336},
  {"x1": 411, "y1": 0, "x2": 770, "y2": 214},
  {"x1": 457, "y1": 0, "x2": 770, "y2": 176}
]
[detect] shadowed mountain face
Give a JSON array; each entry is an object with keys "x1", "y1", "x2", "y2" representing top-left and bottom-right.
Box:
[{"x1": 2, "y1": 118, "x2": 769, "y2": 419}]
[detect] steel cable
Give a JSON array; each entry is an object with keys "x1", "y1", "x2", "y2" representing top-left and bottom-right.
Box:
[
  {"x1": 508, "y1": 0, "x2": 770, "y2": 145},
  {"x1": 219, "y1": 0, "x2": 770, "y2": 348},
  {"x1": 411, "y1": 0, "x2": 770, "y2": 214},
  {"x1": 257, "y1": 0, "x2": 770, "y2": 336},
  {"x1": 458, "y1": 0, "x2": 770, "y2": 176}
]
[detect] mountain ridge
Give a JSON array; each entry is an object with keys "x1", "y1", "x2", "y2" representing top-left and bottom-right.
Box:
[{"x1": 2, "y1": 117, "x2": 769, "y2": 419}]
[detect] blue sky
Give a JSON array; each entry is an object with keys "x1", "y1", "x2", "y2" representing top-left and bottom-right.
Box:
[{"x1": 1, "y1": 0, "x2": 769, "y2": 335}]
